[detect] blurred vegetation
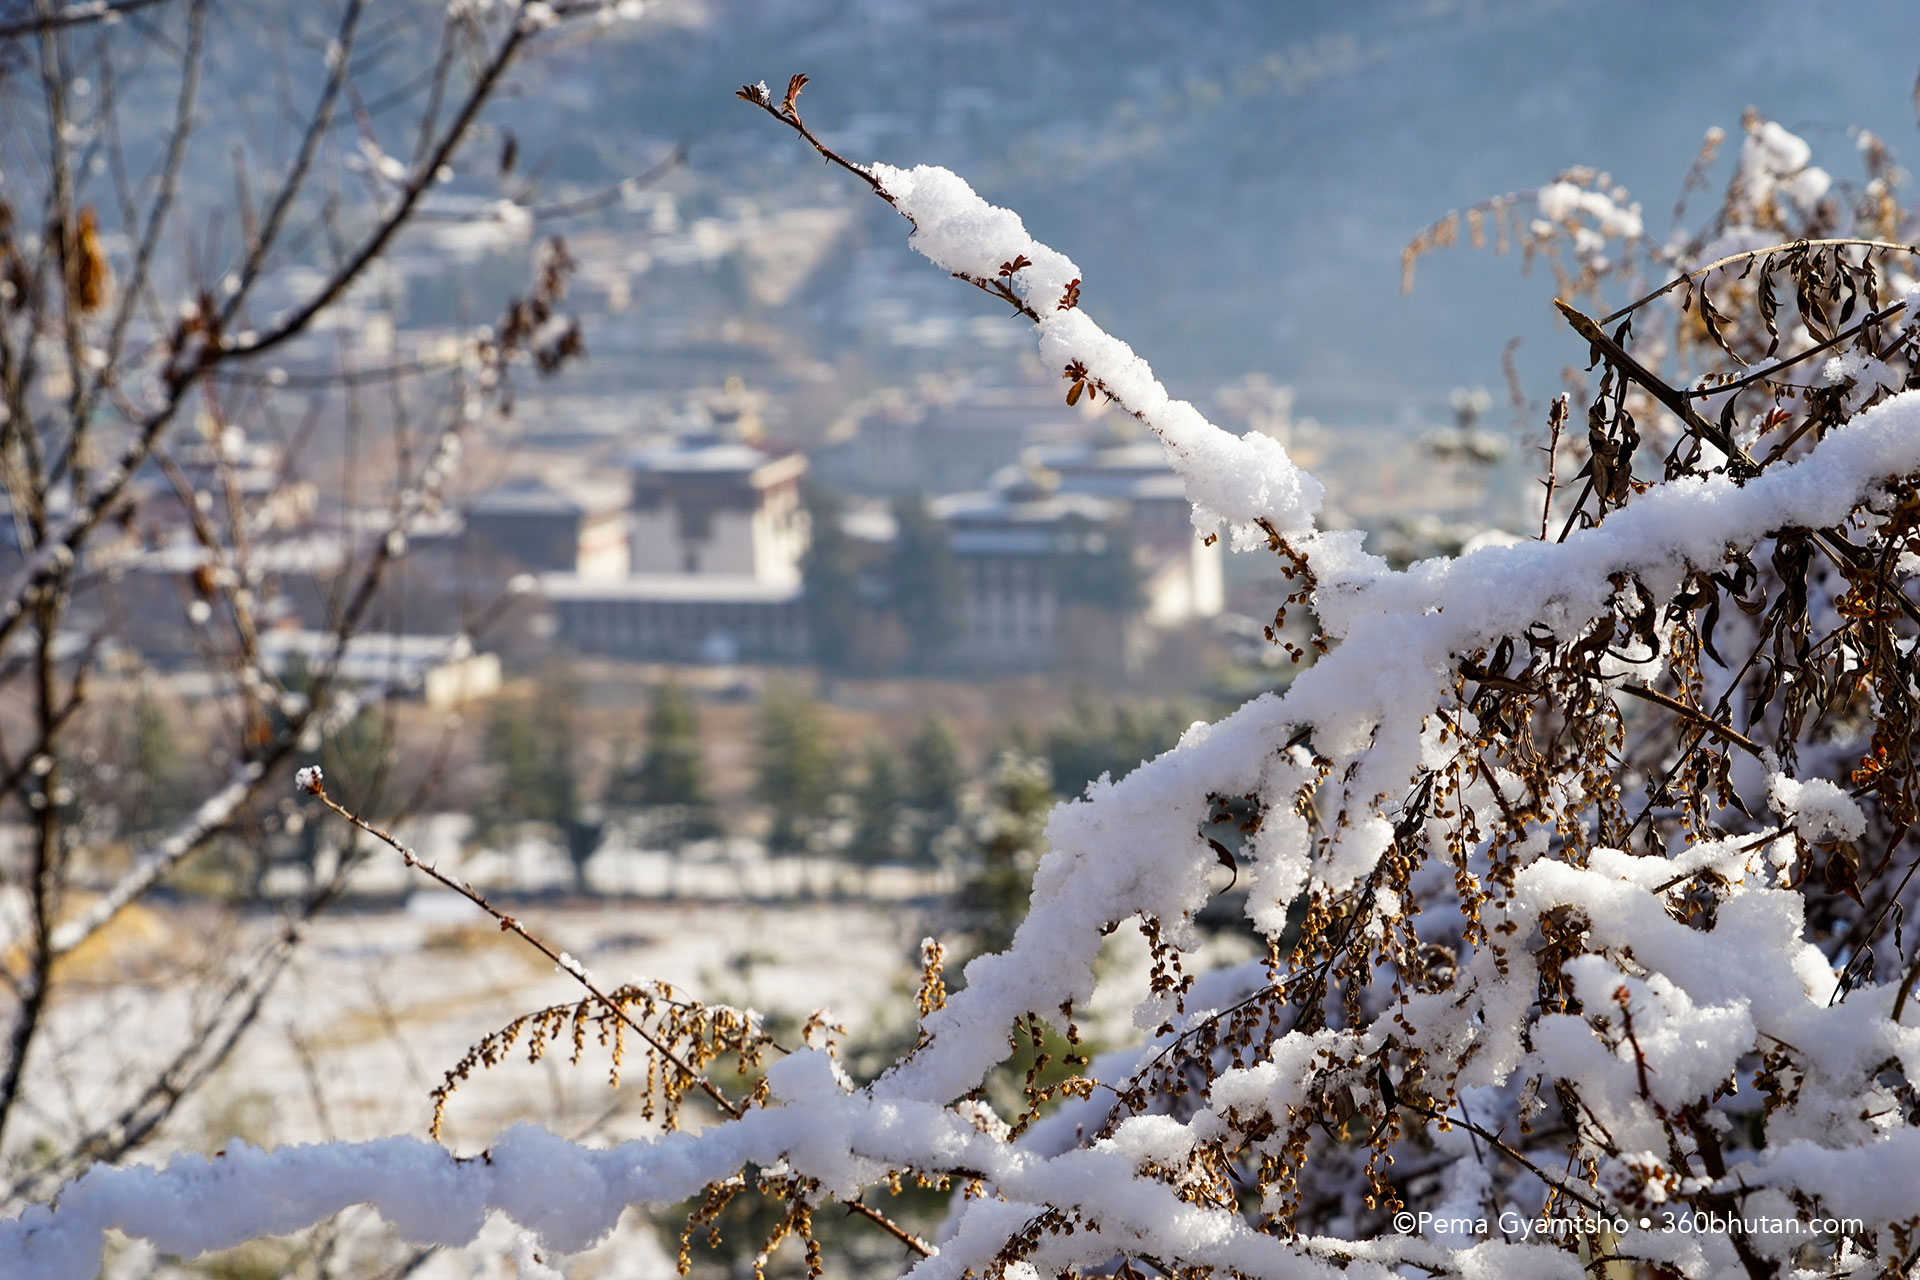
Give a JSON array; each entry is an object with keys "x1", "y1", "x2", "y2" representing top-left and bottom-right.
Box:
[
  {"x1": 754, "y1": 679, "x2": 843, "y2": 855},
  {"x1": 1041, "y1": 690, "x2": 1191, "y2": 799},
  {"x1": 607, "y1": 677, "x2": 722, "y2": 845}
]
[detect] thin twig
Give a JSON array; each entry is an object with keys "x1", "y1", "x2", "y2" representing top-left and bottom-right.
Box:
[
  {"x1": 0, "y1": 0, "x2": 172, "y2": 40},
  {"x1": 1613, "y1": 683, "x2": 1765, "y2": 759},
  {"x1": 304, "y1": 776, "x2": 748, "y2": 1121},
  {"x1": 1554, "y1": 298, "x2": 1757, "y2": 474},
  {"x1": 227, "y1": 13, "x2": 527, "y2": 360},
  {"x1": 217, "y1": 0, "x2": 365, "y2": 330},
  {"x1": 1686, "y1": 297, "x2": 1907, "y2": 403},
  {"x1": 80, "y1": 0, "x2": 208, "y2": 427},
  {"x1": 529, "y1": 144, "x2": 684, "y2": 221},
  {"x1": 1538, "y1": 393, "x2": 1567, "y2": 540},
  {"x1": 1831, "y1": 828, "x2": 1919, "y2": 1007},
  {"x1": 212, "y1": 355, "x2": 458, "y2": 389},
  {"x1": 844, "y1": 1198, "x2": 933, "y2": 1258},
  {"x1": 1651, "y1": 830, "x2": 1783, "y2": 894},
  {"x1": 740, "y1": 79, "x2": 1050, "y2": 327},
  {"x1": 1389, "y1": 1092, "x2": 1607, "y2": 1214},
  {"x1": 736, "y1": 79, "x2": 899, "y2": 209}
]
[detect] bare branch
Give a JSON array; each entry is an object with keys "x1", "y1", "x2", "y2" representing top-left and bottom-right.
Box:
[{"x1": 0, "y1": 0, "x2": 172, "y2": 41}]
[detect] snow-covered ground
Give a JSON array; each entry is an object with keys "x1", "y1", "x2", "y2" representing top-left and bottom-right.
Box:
[
  {"x1": 269, "y1": 813, "x2": 954, "y2": 903},
  {"x1": 27, "y1": 893, "x2": 935, "y2": 1277}
]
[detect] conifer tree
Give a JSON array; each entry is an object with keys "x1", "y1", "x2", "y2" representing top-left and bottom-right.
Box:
[
  {"x1": 845, "y1": 739, "x2": 905, "y2": 867},
  {"x1": 477, "y1": 666, "x2": 581, "y2": 842},
  {"x1": 753, "y1": 679, "x2": 841, "y2": 855},
  {"x1": 952, "y1": 750, "x2": 1053, "y2": 956},
  {"x1": 126, "y1": 690, "x2": 186, "y2": 837},
  {"x1": 903, "y1": 712, "x2": 966, "y2": 864},
  {"x1": 608, "y1": 678, "x2": 720, "y2": 844},
  {"x1": 1042, "y1": 691, "x2": 1189, "y2": 799},
  {"x1": 800, "y1": 488, "x2": 860, "y2": 673}
]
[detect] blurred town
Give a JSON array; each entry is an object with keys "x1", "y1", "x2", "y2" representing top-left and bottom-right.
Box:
[
  {"x1": 5, "y1": 0, "x2": 1845, "y2": 917},
  {"x1": 17, "y1": 275, "x2": 1527, "y2": 909},
  {"x1": 43, "y1": 203, "x2": 1548, "y2": 942}
]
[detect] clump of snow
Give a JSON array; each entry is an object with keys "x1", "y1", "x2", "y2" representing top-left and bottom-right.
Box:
[
  {"x1": 1768, "y1": 772, "x2": 1868, "y2": 843},
  {"x1": 1537, "y1": 179, "x2": 1643, "y2": 240},
  {"x1": 1821, "y1": 350, "x2": 1901, "y2": 415},
  {"x1": 1734, "y1": 118, "x2": 1831, "y2": 220}
]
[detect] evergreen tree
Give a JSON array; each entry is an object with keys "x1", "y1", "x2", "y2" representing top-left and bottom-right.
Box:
[
  {"x1": 845, "y1": 739, "x2": 904, "y2": 867},
  {"x1": 476, "y1": 665, "x2": 582, "y2": 843},
  {"x1": 269, "y1": 655, "x2": 392, "y2": 876},
  {"x1": 753, "y1": 679, "x2": 840, "y2": 855},
  {"x1": 606, "y1": 678, "x2": 720, "y2": 845},
  {"x1": 902, "y1": 712, "x2": 965, "y2": 864},
  {"x1": 322, "y1": 709, "x2": 393, "y2": 816},
  {"x1": 637, "y1": 679, "x2": 707, "y2": 807},
  {"x1": 953, "y1": 751, "x2": 1053, "y2": 957},
  {"x1": 886, "y1": 494, "x2": 960, "y2": 669},
  {"x1": 800, "y1": 487, "x2": 860, "y2": 673},
  {"x1": 126, "y1": 689, "x2": 187, "y2": 836}
]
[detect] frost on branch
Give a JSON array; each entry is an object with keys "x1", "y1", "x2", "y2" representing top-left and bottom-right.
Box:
[{"x1": 18, "y1": 106, "x2": 1920, "y2": 1280}]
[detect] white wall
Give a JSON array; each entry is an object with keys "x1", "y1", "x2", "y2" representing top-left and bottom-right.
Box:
[{"x1": 750, "y1": 483, "x2": 804, "y2": 585}]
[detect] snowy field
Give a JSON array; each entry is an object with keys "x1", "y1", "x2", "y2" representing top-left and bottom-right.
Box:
[{"x1": 27, "y1": 892, "x2": 937, "y2": 1277}]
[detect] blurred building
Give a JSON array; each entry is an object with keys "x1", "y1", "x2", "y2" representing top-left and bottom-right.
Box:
[
  {"x1": 133, "y1": 433, "x2": 318, "y2": 539},
  {"x1": 542, "y1": 575, "x2": 806, "y2": 664},
  {"x1": 258, "y1": 630, "x2": 501, "y2": 710},
  {"x1": 542, "y1": 437, "x2": 810, "y2": 663},
  {"x1": 94, "y1": 534, "x2": 346, "y2": 667},
  {"x1": 929, "y1": 443, "x2": 1221, "y2": 673},
  {"x1": 932, "y1": 472, "x2": 1117, "y2": 670},
  {"x1": 1026, "y1": 439, "x2": 1223, "y2": 624},
  {"x1": 625, "y1": 435, "x2": 805, "y2": 582},
  {"x1": 464, "y1": 476, "x2": 631, "y2": 580},
  {"x1": 812, "y1": 384, "x2": 1100, "y2": 496}
]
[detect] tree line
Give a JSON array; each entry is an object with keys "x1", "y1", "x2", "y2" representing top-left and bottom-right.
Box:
[{"x1": 476, "y1": 671, "x2": 1194, "y2": 887}]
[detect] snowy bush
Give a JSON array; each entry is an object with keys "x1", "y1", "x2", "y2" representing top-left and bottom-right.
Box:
[{"x1": 13, "y1": 84, "x2": 1920, "y2": 1280}]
